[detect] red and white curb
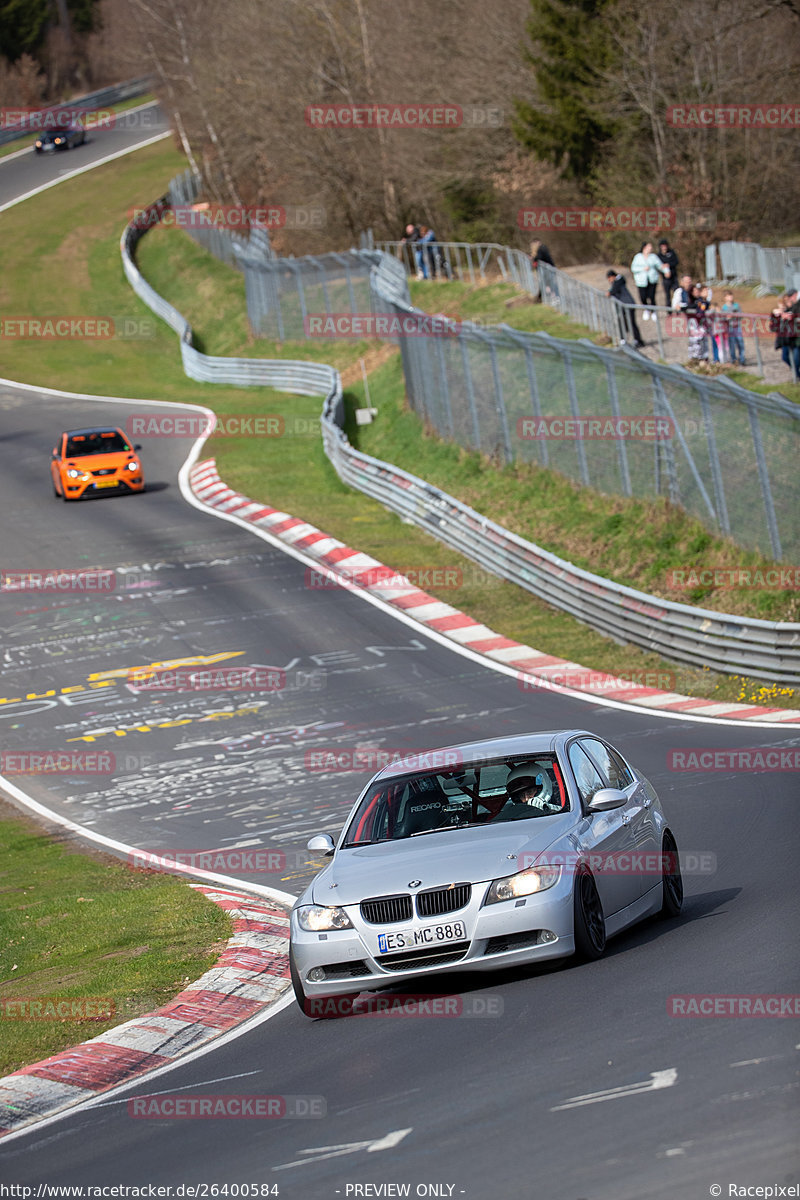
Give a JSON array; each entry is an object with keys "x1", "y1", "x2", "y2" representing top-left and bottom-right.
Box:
[
  {"x1": 0, "y1": 885, "x2": 290, "y2": 1138},
  {"x1": 190, "y1": 459, "x2": 800, "y2": 726}
]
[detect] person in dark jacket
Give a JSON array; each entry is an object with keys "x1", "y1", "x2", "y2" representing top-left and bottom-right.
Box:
[
  {"x1": 399, "y1": 223, "x2": 424, "y2": 278},
  {"x1": 657, "y1": 239, "x2": 679, "y2": 305},
  {"x1": 530, "y1": 239, "x2": 555, "y2": 268},
  {"x1": 770, "y1": 289, "x2": 800, "y2": 381},
  {"x1": 606, "y1": 269, "x2": 644, "y2": 348},
  {"x1": 530, "y1": 240, "x2": 558, "y2": 303}
]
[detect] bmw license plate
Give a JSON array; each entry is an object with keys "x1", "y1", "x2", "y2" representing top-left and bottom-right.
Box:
[{"x1": 377, "y1": 921, "x2": 466, "y2": 955}]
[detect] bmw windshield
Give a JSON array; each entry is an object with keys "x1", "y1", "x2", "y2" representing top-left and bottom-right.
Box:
[{"x1": 342, "y1": 755, "x2": 568, "y2": 847}]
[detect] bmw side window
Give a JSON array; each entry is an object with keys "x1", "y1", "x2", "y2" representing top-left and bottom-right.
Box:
[
  {"x1": 607, "y1": 746, "x2": 634, "y2": 788},
  {"x1": 579, "y1": 739, "x2": 633, "y2": 790},
  {"x1": 567, "y1": 743, "x2": 606, "y2": 804}
]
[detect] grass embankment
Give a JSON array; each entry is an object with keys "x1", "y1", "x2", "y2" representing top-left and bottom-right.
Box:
[
  {"x1": 0, "y1": 136, "x2": 795, "y2": 709},
  {"x1": 0, "y1": 806, "x2": 231, "y2": 1076}
]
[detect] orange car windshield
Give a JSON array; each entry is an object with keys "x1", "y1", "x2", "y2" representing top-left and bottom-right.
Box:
[{"x1": 66, "y1": 432, "x2": 129, "y2": 457}]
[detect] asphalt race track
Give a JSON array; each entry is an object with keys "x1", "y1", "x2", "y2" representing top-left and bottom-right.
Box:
[
  {"x1": 0, "y1": 125, "x2": 798, "y2": 1199},
  {"x1": 0, "y1": 103, "x2": 169, "y2": 210}
]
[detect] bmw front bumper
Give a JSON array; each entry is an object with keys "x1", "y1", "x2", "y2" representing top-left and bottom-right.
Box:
[{"x1": 291, "y1": 877, "x2": 577, "y2": 997}]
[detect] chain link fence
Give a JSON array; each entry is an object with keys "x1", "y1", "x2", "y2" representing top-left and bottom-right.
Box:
[
  {"x1": 706, "y1": 241, "x2": 800, "y2": 295},
  {"x1": 122, "y1": 195, "x2": 800, "y2": 682},
  {"x1": 157, "y1": 172, "x2": 800, "y2": 562},
  {"x1": 370, "y1": 235, "x2": 773, "y2": 374}
]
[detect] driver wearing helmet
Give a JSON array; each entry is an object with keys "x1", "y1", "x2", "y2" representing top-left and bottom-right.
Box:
[{"x1": 502, "y1": 763, "x2": 557, "y2": 818}]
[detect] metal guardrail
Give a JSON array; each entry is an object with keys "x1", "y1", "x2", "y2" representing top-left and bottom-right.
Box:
[
  {"x1": 121, "y1": 198, "x2": 800, "y2": 684},
  {"x1": 706, "y1": 240, "x2": 800, "y2": 295},
  {"x1": 0, "y1": 76, "x2": 153, "y2": 147},
  {"x1": 371, "y1": 238, "x2": 539, "y2": 294},
  {"x1": 370, "y1": 240, "x2": 773, "y2": 377}
]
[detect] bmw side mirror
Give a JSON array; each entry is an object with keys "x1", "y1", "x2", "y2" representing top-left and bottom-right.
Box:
[
  {"x1": 587, "y1": 788, "x2": 628, "y2": 812},
  {"x1": 307, "y1": 833, "x2": 336, "y2": 856}
]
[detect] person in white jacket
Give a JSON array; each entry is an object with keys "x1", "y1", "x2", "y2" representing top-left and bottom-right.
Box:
[{"x1": 630, "y1": 241, "x2": 668, "y2": 320}]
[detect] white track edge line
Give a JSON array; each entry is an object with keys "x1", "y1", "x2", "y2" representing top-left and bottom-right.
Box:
[
  {"x1": 0, "y1": 101, "x2": 161, "y2": 168},
  {"x1": 0, "y1": 130, "x2": 170, "y2": 214}
]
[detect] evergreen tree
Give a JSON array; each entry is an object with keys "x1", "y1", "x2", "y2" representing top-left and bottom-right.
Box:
[
  {"x1": 513, "y1": 0, "x2": 616, "y2": 182},
  {"x1": 0, "y1": 0, "x2": 98, "y2": 63}
]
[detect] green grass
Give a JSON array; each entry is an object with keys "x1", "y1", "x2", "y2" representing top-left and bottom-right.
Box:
[
  {"x1": 407, "y1": 277, "x2": 604, "y2": 341},
  {"x1": 208, "y1": 375, "x2": 798, "y2": 711},
  {"x1": 1, "y1": 136, "x2": 796, "y2": 710},
  {"x1": 0, "y1": 808, "x2": 231, "y2": 1076}
]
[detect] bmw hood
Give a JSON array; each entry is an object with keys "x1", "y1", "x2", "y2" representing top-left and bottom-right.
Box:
[{"x1": 310, "y1": 814, "x2": 576, "y2": 906}]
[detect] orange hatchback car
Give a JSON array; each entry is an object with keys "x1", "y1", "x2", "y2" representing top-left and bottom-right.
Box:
[{"x1": 51, "y1": 427, "x2": 145, "y2": 500}]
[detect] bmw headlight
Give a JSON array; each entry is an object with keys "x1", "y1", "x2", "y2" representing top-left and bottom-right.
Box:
[
  {"x1": 484, "y1": 864, "x2": 561, "y2": 905},
  {"x1": 296, "y1": 905, "x2": 353, "y2": 932}
]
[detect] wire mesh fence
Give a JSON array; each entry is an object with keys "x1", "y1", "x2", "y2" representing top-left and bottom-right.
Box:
[
  {"x1": 706, "y1": 240, "x2": 800, "y2": 294},
  {"x1": 160, "y1": 172, "x2": 800, "y2": 562},
  {"x1": 121, "y1": 197, "x2": 800, "y2": 683}
]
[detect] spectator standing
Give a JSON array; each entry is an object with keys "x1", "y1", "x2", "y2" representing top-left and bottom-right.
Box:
[
  {"x1": 657, "y1": 239, "x2": 679, "y2": 306},
  {"x1": 789, "y1": 288, "x2": 800, "y2": 381},
  {"x1": 687, "y1": 284, "x2": 709, "y2": 362},
  {"x1": 606, "y1": 268, "x2": 644, "y2": 348},
  {"x1": 770, "y1": 290, "x2": 800, "y2": 382},
  {"x1": 530, "y1": 240, "x2": 558, "y2": 304},
  {"x1": 631, "y1": 241, "x2": 667, "y2": 319},
  {"x1": 419, "y1": 225, "x2": 438, "y2": 279},
  {"x1": 707, "y1": 303, "x2": 727, "y2": 362},
  {"x1": 672, "y1": 274, "x2": 693, "y2": 311},
  {"x1": 400, "y1": 223, "x2": 425, "y2": 279},
  {"x1": 530, "y1": 239, "x2": 555, "y2": 268},
  {"x1": 721, "y1": 292, "x2": 745, "y2": 366}
]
